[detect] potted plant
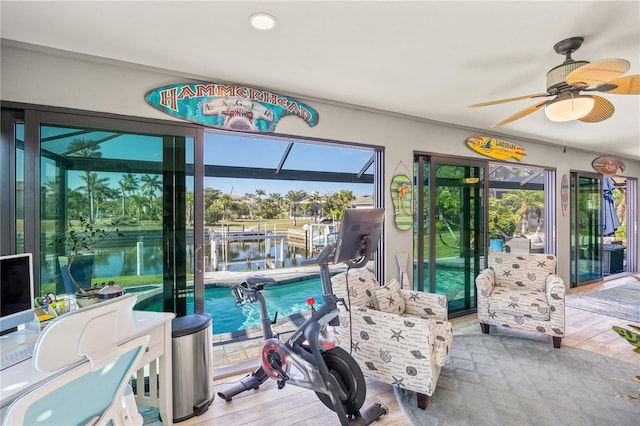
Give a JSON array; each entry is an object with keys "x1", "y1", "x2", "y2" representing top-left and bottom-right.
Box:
[
  {"x1": 53, "y1": 216, "x2": 122, "y2": 306},
  {"x1": 612, "y1": 324, "x2": 640, "y2": 400}
]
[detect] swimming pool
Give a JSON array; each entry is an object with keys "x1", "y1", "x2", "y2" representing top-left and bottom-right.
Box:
[
  {"x1": 204, "y1": 277, "x2": 325, "y2": 334},
  {"x1": 142, "y1": 265, "x2": 468, "y2": 334}
]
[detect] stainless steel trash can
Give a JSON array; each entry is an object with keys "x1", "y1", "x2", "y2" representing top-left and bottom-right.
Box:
[{"x1": 172, "y1": 313, "x2": 214, "y2": 422}]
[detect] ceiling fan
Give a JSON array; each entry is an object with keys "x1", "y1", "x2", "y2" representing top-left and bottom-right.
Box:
[{"x1": 470, "y1": 36, "x2": 640, "y2": 128}]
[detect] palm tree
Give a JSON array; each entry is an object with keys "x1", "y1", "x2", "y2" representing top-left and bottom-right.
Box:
[
  {"x1": 78, "y1": 172, "x2": 110, "y2": 223},
  {"x1": 203, "y1": 187, "x2": 222, "y2": 219},
  {"x1": 68, "y1": 138, "x2": 103, "y2": 222},
  {"x1": 268, "y1": 193, "x2": 284, "y2": 218},
  {"x1": 140, "y1": 174, "x2": 162, "y2": 216},
  {"x1": 243, "y1": 192, "x2": 257, "y2": 219},
  {"x1": 324, "y1": 190, "x2": 355, "y2": 220},
  {"x1": 218, "y1": 194, "x2": 234, "y2": 221},
  {"x1": 501, "y1": 190, "x2": 544, "y2": 235},
  {"x1": 93, "y1": 184, "x2": 119, "y2": 221},
  {"x1": 254, "y1": 189, "x2": 266, "y2": 218},
  {"x1": 307, "y1": 191, "x2": 322, "y2": 220},
  {"x1": 285, "y1": 190, "x2": 308, "y2": 226},
  {"x1": 118, "y1": 173, "x2": 140, "y2": 217},
  {"x1": 336, "y1": 189, "x2": 355, "y2": 213},
  {"x1": 67, "y1": 138, "x2": 102, "y2": 159}
]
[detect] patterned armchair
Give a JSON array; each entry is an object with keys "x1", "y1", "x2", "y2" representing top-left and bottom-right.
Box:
[
  {"x1": 475, "y1": 252, "x2": 565, "y2": 348},
  {"x1": 330, "y1": 267, "x2": 453, "y2": 410}
]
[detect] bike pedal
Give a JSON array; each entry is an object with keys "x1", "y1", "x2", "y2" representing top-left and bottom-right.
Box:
[{"x1": 277, "y1": 379, "x2": 286, "y2": 390}]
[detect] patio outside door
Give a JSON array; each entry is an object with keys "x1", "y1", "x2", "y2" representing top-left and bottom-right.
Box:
[
  {"x1": 570, "y1": 172, "x2": 602, "y2": 286},
  {"x1": 414, "y1": 155, "x2": 486, "y2": 317}
]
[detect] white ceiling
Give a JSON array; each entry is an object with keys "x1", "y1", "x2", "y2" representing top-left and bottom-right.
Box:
[{"x1": 1, "y1": 1, "x2": 639, "y2": 160}]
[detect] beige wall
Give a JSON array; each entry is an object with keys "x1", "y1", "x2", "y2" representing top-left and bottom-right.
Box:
[{"x1": 2, "y1": 42, "x2": 639, "y2": 286}]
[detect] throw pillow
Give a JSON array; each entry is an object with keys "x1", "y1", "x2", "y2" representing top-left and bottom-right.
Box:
[
  {"x1": 331, "y1": 268, "x2": 379, "y2": 309},
  {"x1": 372, "y1": 278, "x2": 405, "y2": 314}
]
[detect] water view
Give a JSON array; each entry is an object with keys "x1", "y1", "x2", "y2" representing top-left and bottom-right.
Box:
[
  {"x1": 141, "y1": 276, "x2": 326, "y2": 334},
  {"x1": 43, "y1": 236, "x2": 309, "y2": 284}
]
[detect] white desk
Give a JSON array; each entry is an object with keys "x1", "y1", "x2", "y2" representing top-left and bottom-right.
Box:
[{"x1": 0, "y1": 310, "x2": 175, "y2": 425}]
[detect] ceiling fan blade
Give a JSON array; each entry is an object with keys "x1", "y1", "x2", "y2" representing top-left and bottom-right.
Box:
[
  {"x1": 566, "y1": 59, "x2": 630, "y2": 87},
  {"x1": 578, "y1": 95, "x2": 615, "y2": 122},
  {"x1": 491, "y1": 100, "x2": 549, "y2": 128},
  {"x1": 597, "y1": 74, "x2": 640, "y2": 94},
  {"x1": 469, "y1": 93, "x2": 549, "y2": 108}
]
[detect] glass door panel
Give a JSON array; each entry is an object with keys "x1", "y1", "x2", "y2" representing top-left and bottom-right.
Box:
[
  {"x1": 570, "y1": 172, "x2": 602, "y2": 286},
  {"x1": 415, "y1": 156, "x2": 486, "y2": 316},
  {"x1": 39, "y1": 123, "x2": 194, "y2": 314}
]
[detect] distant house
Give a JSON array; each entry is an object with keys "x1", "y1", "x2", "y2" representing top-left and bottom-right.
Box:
[{"x1": 353, "y1": 194, "x2": 374, "y2": 208}]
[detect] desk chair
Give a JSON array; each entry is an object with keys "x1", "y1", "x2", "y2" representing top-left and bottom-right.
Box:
[{"x1": 2, "y1": 294, "x2": 150, "y2": 426}]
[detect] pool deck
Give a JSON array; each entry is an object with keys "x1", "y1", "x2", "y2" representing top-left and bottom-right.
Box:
[{"x1": 203, "y1": 263, "x2": 349, "y2": 286}]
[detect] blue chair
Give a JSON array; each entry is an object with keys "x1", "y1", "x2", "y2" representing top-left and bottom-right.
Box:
[{"x1": 2, "y1": 294, "x2": 149, "y2": 426}]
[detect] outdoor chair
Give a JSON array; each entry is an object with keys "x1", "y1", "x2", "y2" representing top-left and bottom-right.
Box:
[
  {"x1": 504, "y1": 237, "x2": 531, "y2": 254},
  {"x1": 475, "y1": 252, "x2": 565, "y2": 348},
  {"x1": 331, "y1": 267, "x2": 453, "y2": 410},
  {"x1": 2, "y1": 294, "x2": 149, "y2": 426}
]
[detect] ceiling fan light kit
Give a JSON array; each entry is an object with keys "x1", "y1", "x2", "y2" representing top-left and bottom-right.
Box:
[
  {"x1": 544, "y1": 95, "x2": 594, "y2": 122},
  {"x1": 470, "y1": 36, "x2": 640, "y2": 127}
]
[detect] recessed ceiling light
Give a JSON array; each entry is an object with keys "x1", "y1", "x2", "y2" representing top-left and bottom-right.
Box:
[{"x1": 249, "y1": 13, "x2": 277, "y2": 31}]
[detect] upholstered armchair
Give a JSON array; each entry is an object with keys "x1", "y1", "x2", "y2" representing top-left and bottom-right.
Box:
[
  {"x1": 331, "y1": 267, "x2": 453, "y2": 410},
  {"x1": 475, "y1": 252, "x2": 565, "y2": 348}
]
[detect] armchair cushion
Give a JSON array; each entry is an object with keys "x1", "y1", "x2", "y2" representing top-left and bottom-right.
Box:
[
  {"x1": 490, "y1": 253, "x2": 557, "y2": 291},
  {"x1": 372, "y1": 278, "x2": 405, "y2": 314},
  {"x1": 488, "y1": 287, "x2": 550, "y2": 320}
]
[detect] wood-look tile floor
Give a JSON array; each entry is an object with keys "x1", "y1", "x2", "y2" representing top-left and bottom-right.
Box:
[{"x1": 182, "y1": 274, "x2": 640, "y2": 426}]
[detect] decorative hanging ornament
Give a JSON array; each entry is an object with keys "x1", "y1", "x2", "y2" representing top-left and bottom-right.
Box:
[{"x1": 391, "y1": 162, "x2": 413, "y2": 230}]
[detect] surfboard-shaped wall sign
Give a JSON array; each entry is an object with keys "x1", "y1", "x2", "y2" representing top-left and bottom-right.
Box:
[
  {"x1": 466, "y1": 136, "x2": 526, "y2": 161},
  {"x1": 591, "y1": 156, "x2": 625, "y2": 176},
  {"x1": 145, "y1": 83, "x2": 319, "y2": 132}
]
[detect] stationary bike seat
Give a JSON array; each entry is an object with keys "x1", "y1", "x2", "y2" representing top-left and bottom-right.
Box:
[{"x1": 245, "y1": 275, "x2": 276, "y2": 286}]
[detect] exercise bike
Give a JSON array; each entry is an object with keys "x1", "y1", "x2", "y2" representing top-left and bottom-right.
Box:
[{"x1": 218, "y1": 208, "x2": 388, "y2": 425}]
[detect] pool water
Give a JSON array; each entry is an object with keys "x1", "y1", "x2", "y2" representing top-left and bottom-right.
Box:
[
  {"x1": 144, "y1": 265, "x2": 469, "y2": 335},
  {"x1": 204, "y1": 277, "x2": 325, "y2": 334}
]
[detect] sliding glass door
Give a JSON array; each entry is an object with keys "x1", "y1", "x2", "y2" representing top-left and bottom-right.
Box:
[
  {"x1": 570, "y1": 172, "x2": 602, "y2": 286},
  {"x1": 2, "y1": 108, "x2": 202, "y2": 316},
  {"x1": 415, "y1": 155, "x2": 486, "y2": 316}
]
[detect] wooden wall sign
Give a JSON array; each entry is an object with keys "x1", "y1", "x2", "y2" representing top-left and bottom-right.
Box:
[
  {"x1": 591, "y1": 156, "x2": 625, "y2": 176},
  {"x1": 466, "y1": 136, "x2": 526, "y2": 161},
  {"x1": 145, "y1": 83, "x2": 319, "y2": 132}
]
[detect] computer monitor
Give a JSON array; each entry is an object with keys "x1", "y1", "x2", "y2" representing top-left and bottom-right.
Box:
[
  {"x1": 333, "y1": 208, "x2": 385, "y2": 267},
  {"x1": 0, "y1": 253, "x2": 35, "y2": 333}
]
